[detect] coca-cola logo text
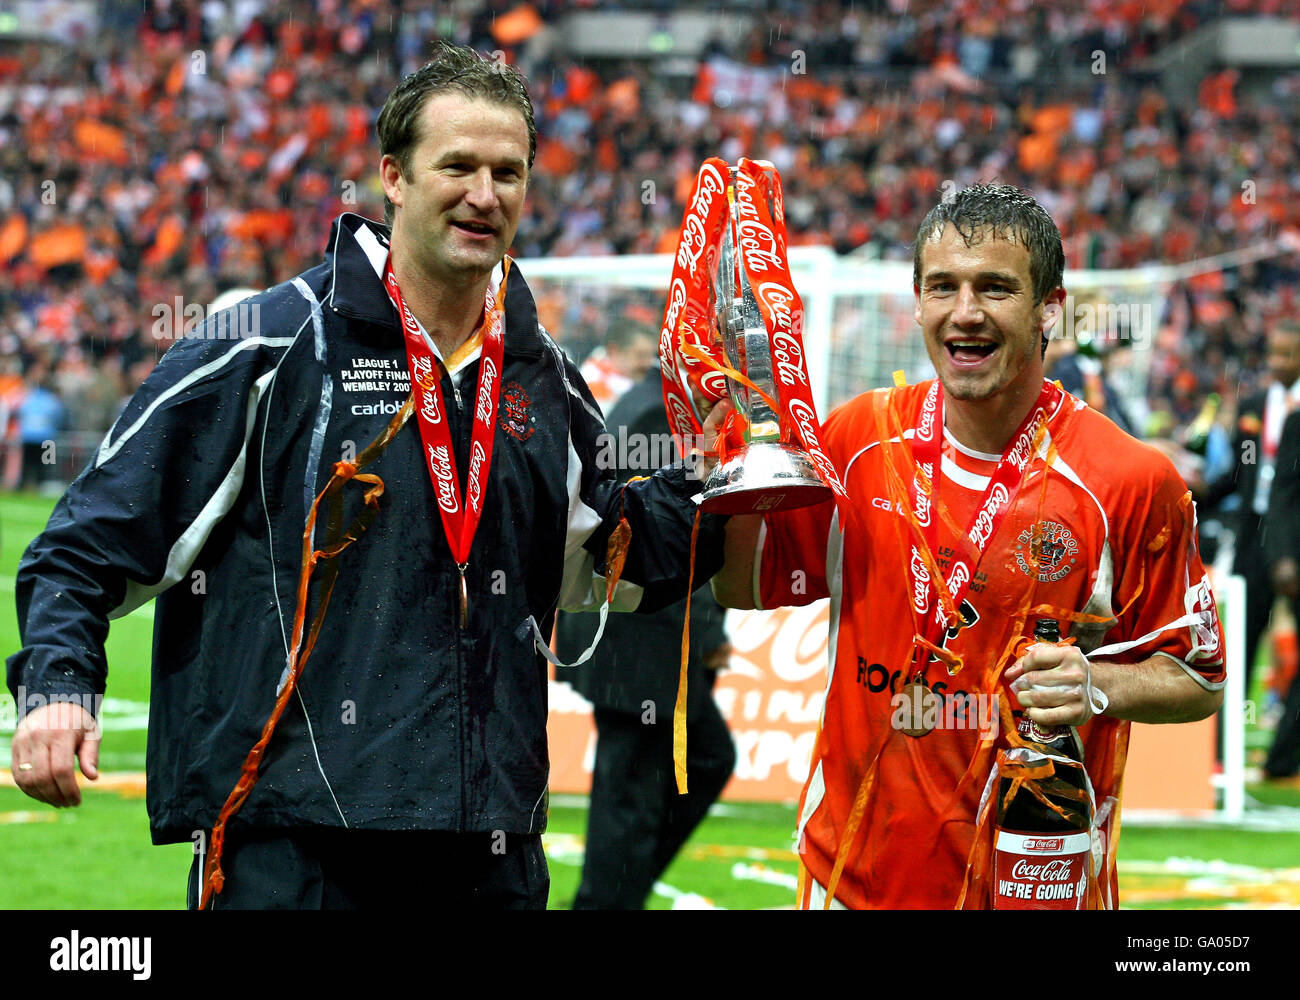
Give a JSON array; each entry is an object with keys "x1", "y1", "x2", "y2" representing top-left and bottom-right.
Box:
[
  {"x1": 1023, "y1": 838, "x2": 1065, "y2": 853},
  {"x1": 787, "y1": 398, "x2": 844, "y2": 496},
  {"x1": 770, "y1": 329, "x2": 810, "y2": 390},
  {"x1": 758, "y1": 282, "x2": 797, "y2": 332},
  {"x1": 415, "y1": 362, "x2": 442, "y2": 426},
  {"x1": 675, "y1": 164, "x2": 725, "y2": 277},
  {"x1": 475, "y1": 356, "x2": 497, "y2": 424},
  {"x1": 968, "y1": 482, "x2": 1010, "y2": 549},
  {"x1": 699, "y1": 370, "x2": 727, "y2": 400},
  {"x1": 947, "y1": 560, "x2": 970, "y2": 597},
  {"x1": 660, "y1": 278, "x2": 688, "y2": 361},
  {"x1": 389, "y1": 274, "x2": 422, "y2": 340},
  {"x1": 1010, "y1": 858, "x2": 1075, "y2": 882},
  {"x1": 910, "y1": 546, "x2": 930, "y2": 613},
  {"x1": 733, "y1": 170, "x2": 759, "y2": 221},
  {"x1": 736, "y1": 219, "x2": 784, "y2": 273},
  {"x1": 917, "y1": 384, "x2": 938, "y2": 443},
  {"x1": 913, "y1": 462, "x2": 933, "y2": 528},
  {"x1": 666, "y1": 393, "x2": 696, "y2": 438},
  {"x1": 428, "y1": 443, "x2": 458, "y2": 514},
  {"x1": 1006, "y1": 408, "x2": 1046, "y2": 471},
  {"x1": 467, "y1": 440, "x2": 486, "y2": 513}
]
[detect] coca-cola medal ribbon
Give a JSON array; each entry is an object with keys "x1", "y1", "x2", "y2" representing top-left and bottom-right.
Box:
[
  {"x1": 383, "y1": 254, "x2": 509, "y2": 628},
  {"x1": 903, "y1": 378, "x2": 1061, "y2": 689}
]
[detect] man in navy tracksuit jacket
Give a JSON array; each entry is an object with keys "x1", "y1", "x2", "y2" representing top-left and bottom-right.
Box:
[{"x1": 7, "y1": 47, "x2": 723, "y2": 909}]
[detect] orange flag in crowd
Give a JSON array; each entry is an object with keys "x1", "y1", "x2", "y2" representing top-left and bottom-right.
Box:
[
  {"x1": 29, "y1": 225, "x2": 87, "y2": 269},
  {"x1": 491, "y1": 4, "x2": 542, "y2": 46},
  {"x1": 74, "y1": 119, "x2": 129, "y2": 165},
  {"x1": 0, "y1": 214, "x2": 28, "y2": 263}
]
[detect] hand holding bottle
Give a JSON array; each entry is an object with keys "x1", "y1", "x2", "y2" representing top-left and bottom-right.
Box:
[{"x1": 1004, "y1": 621, "x2": 1109, "y2": 728}]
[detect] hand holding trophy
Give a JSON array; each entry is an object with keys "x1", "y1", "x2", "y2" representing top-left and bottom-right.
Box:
[{"x1": 658, "y1": 157, "x2": 849, "y2": 515}]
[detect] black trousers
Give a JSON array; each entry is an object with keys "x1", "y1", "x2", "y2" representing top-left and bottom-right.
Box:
[
  {"x1": 573, "y1": 697, "x2": 735, "y2": 910},
  {"x1": 1266, "y1": 597, "x2": 1300, "y2": 778},
  {"x1": 1241, "y1": 557, "x2": 1274, "y2": 694},
  {"x1": 1217, "y1": 558, "x2": 1275, "y2": 762},
  {"x1": 187, "y1": 828, "x2": 548, "y2": 910}
]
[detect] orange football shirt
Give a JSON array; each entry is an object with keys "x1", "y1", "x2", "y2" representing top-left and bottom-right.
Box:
[{"x1": 756, "y1": 380, "x2": 1226, "y2": 909}]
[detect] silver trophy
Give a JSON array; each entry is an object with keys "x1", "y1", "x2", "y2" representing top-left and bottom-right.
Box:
[{"x1": 700, "y1": 168, "x2": 832, "y2": 515}]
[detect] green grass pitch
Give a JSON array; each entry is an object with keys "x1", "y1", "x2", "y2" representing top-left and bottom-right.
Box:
[{"x1": 2, "y1": 490, "x2": 1298, "y2": 909}]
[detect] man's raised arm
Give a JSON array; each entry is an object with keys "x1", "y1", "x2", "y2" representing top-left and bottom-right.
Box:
[{"x1": 712, "y1": 515, "x2": 762, "y2": 609}]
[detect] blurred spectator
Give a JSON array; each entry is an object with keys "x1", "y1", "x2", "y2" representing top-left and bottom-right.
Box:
[
  {"x1": 16, "y1": 366, "x2": 65, "y2": 489},
  {"x1": 1264, "y1": 406, "x2": 1300, "y2": 779},
  {"x1": 579, "y1": 321, "x2": 659, "y2": 414},
  {"x1": 0, "y1": 0, "x2": 1297, "y2": 486},
  {"x1": 1044, "y1": 331, "x2": 1136, "y2": 436},
  {"x1": 1203, "y1": 319, "x2": 1300, "y2": 692}
]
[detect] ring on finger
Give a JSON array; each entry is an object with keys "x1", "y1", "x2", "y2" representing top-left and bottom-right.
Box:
[{"x1": 16, "y1": 762, "x2": 34, "y2": 771}]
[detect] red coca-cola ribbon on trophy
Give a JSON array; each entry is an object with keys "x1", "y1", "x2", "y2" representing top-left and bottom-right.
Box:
[{"x1": 657, "y1": 157, "x2": 848, "y2": 516}]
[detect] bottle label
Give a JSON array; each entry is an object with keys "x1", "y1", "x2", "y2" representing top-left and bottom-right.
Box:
[
  {"x1": 993, "y1": 830, "x2": 1091, "y2": 910},
  {"x1": 1016, "y1": 714, "x2": 1064, "y2": 744}
]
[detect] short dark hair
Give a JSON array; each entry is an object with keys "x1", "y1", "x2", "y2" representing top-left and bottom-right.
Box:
[
  {"x1": 605, "y1": 322, "x2": 657, "y2": 353},
  {"x1": 912, "y1": 182, "x2": 1065, "y2": 315},
  {"x1": 376, "y1": 41, "x2": 537, "y2": 226}
]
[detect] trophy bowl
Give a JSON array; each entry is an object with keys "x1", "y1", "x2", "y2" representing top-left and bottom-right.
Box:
[{"x1": 701, "y1": 440, "x2": 832, "y2": 515}]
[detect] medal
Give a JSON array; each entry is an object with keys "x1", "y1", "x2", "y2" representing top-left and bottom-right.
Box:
[{"x1": 897, "y1": 672, "x2": 938, "y2": 739}]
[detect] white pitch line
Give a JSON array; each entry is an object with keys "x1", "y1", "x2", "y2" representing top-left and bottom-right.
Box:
[
  {"x1": 730, "y1": 861, "x2": 800, "y2": 890},
  {"x1": 0, "y1": 811, "x2": 58, "y2": 825},
  {"x1": 652, "y1": 881, "x2": 722, "y2": 909}
]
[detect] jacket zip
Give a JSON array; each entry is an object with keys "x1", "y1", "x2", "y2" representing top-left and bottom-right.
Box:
[{"x1": 446, "y1": 360, "x2": 468, "y2": 831}]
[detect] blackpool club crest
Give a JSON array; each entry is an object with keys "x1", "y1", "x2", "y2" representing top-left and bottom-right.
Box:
[
  {"x1": 499, "y1": 381, "x2": 534, "y2": 441},
  {"x1": 1014, "y1": 521, "x2": 1079, "y2": 582}
]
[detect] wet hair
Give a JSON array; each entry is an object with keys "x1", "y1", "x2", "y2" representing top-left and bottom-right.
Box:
[
  {"x1": 912, "y1": 184, "x2": 1065, "y2": 355},
  {"x1": 376, "y1": 41, "x2": 536, "y2": 226}
]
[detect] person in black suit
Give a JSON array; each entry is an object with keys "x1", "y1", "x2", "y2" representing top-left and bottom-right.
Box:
[
  {"x1": 556, "y1": 367, "x2": 736, "y2": 909},
  {"x1": 1204, "y1": 319, "x2": 1300, "y2": 694},
  {"x1": 1265, "y1": 403, "x2": 1300, "y2": 778}
]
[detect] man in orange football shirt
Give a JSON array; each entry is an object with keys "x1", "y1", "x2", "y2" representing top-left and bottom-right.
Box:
[{"x1": 706, "y1": 184, "x2": 1225, "y2": 909}]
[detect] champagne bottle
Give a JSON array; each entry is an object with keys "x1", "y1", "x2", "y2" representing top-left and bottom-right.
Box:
[
  {"x1": 1184, "y1": 393, "x2": 1221, "y2": 457},
  {"x1": 991, "y1": 619, "x2": 1094, "y2": 910}
]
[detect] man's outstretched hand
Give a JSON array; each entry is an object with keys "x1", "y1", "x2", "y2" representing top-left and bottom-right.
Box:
[
  {"x1": 696, "y1": 395, "x2": 734, "y2": 479},
  {"x1": 10, "y1": 701, "x2": 100, "y2": 807}
]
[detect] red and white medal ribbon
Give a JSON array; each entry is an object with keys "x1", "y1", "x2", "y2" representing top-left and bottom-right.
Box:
[
  {"x1": 904, "y1": 378, "x2": 1062, "y2": 665},
  {"x1": 383, "y1": 255, "x2": 508, "y2": 626}
]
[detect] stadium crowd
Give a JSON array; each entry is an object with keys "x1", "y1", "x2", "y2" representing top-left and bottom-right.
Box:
[{"x1": 0, "y1": 0, "x2": 1297, "y2": 485}]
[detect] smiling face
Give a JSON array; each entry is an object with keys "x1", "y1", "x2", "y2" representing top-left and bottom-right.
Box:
[
  {"x1": 1266, "y1": 323, "x2": 1300, "y2": 389},
  {"x1": 609, "y1": 332, "x2": 659, "y2": 382},
  {"x1": 914, "y1": 223, "x2": 1064, "y2": 404},
  {"x1": 381, "y1": 92, "x2": 530, "y2": 290}
]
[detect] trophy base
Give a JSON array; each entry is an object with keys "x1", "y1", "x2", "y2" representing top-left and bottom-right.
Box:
[{"x1": 701, "y1": 441, "x2": 834, "y2": 515}]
